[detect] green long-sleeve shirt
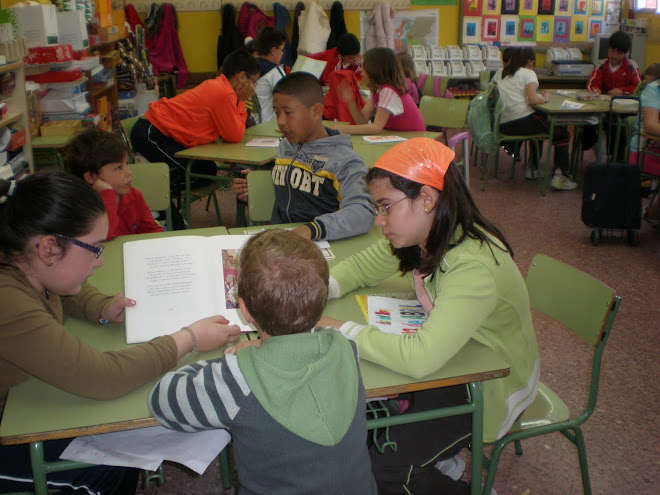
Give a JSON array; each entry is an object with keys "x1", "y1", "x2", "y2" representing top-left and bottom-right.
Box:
[{"x1": 329, "y1": 236, "x2": 540, "y2": 442}]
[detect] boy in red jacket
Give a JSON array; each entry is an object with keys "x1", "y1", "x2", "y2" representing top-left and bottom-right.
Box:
[
  {"x1": 307, "y1": 33, "x2": 361, "y2": 86},
  {"x1": 65, "y1": 129, "x2": 164, "y2": 240},
  {"x1": 583, "y1": 31, "x2": 641, "y2": 158}
]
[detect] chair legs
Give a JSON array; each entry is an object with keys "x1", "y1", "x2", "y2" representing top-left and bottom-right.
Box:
[{"x1": 561, "y1": 426, "x2": 593, "y2": 495}]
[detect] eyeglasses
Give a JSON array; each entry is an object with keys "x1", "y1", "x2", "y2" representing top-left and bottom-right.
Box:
[
  {"x1": 248, "y1": 75, "x2": 258, "y2": 86},
  {"x1": 376, "y1": 196, "x2": 409, "y2": 216},
  {"x1": 53, "y1": 234, "x2": 104, "y2": 258}
]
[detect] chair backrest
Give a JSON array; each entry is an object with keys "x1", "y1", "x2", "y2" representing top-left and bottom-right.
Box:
[
  {"x1": 120, "y1": 116, "x2": 141, "y2": 161},
  {"x1": 129, "y1": 163, "x2": 171, "y2": 228},
  {"x1": 467, "y1": 85, "x2": 502, "y2": 154},
  {"x1": 525, "y1": 254, "x2": 617, "y2": 347},
  {"x1": 479, "y1": 70, "x2": 491, "y2": 91},
  {"x1": 416, "y1": 73, "x2": 450, "y2": 99},
  {"x1": 419, "y1": 96, "x2": 470, "y2": 130},
  {"x1": 247, "y1": 170, "x2": 275, "y2": 223}
]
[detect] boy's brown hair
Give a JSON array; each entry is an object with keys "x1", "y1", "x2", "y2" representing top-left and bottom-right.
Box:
[
  {"x1": 64, "y1": 129, "x2": 129, "y2": 178},
  {"x1": 272, "y1": 72, "x2": 324, "y2": 107},
  {"x1": 238, "y1": 229, "x2": 329, "y2": 336}
]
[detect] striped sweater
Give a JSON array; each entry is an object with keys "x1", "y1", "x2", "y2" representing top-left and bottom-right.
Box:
[{"x1": 149, "y1": 329, "x2": 377, "y2": 495}]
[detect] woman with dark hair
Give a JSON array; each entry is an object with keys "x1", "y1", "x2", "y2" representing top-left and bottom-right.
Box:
[
  {"x1": 0, "y1": 171, "x2": 240, "y2": 494},
  {"x1": 320, "y1": 138, "x2": 539, "y2": 494},
  {"x1": 493, "y1": 48, "x2": 576, "y2": 189}
]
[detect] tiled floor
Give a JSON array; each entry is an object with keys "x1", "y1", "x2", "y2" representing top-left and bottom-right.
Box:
[{"x1": 136, "y1": 148, "x2": 659, "y2": 495}]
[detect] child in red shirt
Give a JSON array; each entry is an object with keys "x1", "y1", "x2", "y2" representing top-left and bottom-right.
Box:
[
  {"x1": 307, "y1": 33, "x2": 361, "y2": 86},
  {"x1": 65, "y1": 129, "x2": 164, "y2": 240}
]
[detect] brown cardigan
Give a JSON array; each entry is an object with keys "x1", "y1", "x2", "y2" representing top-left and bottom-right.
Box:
[{"x1": 0, "y1": 263, "x2": 178, "y2": 414}]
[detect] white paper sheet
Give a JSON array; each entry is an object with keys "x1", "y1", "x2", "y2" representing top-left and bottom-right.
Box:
[
  {"x1": 560, "y1": 100, "x2": 585, "y2": 109},
  {"x1": 60, "y1": 426, "x2": 230, "y2": 474}
]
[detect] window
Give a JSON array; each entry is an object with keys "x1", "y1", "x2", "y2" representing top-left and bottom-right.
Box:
[{"x1": 634, "y1": 0, "x2": 659, "y2": 12}]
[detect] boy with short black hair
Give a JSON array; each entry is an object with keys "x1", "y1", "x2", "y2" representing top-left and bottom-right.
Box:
[
  {"x1": 65, "y1": 129, "x2": 163, "y2": 240},
  {"x1": 253, "y1": 27, "x2": 288, "y2": 124},
  {"x1": 149, "y1": 229, "x2": 377, "y2": 495},
  {"x1": 232, "y1": 72, "x2": 375, "y2": 241},
  {"x1": 584, "y1": 30, "x2": 641, "y2": 158},
  {"x1": 307, "y1": 33, "x2": 362, "y2": 86}
]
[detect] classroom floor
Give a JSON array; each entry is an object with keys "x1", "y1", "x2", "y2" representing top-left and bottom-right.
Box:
[{"x1": 135, "y1": 147, "x2": 659, "y2": 495}]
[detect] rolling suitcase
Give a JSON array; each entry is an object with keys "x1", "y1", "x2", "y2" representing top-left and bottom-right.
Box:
[{"x1": 581, "y1": 96, "x2": 642, "y2": 246}]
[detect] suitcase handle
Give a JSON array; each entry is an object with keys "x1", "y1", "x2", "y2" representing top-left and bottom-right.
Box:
[{"x1": 608, "y1": 95, "x2": 642, "y2": 165}]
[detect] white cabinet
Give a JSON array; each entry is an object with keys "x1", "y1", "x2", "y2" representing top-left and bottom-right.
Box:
[{"x1": 0, "y1": 61, "x2": 33, "y2": 177}]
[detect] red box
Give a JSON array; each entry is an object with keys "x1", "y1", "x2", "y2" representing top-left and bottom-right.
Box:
[
  {"x1": 24, "y1": 45, "x2": 74, "y2": 65},
  {"x1": 26, "y1": 68, "x2": 83, "y2": 84},
  {"x1": 88, "y1": 34, "x2": 101, "y2": 46},
  {"x1": 7, "y1": 128, "x2": 26, "y2": 151}
]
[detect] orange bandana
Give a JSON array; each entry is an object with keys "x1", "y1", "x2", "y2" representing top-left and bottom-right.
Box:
[{"x1": 372, "y1": 138, "x2": 454, "y2": 191}]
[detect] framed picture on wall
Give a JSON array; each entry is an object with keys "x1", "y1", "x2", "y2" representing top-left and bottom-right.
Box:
[
  {"x1": 538, "y1": 0, "x2": 555, "y2": 15},
  {"x1": 519, "y1": 16, "x2": 536, "y2": 41},
  {"x1": 554, "y1": 16, "x2": 570, "y2": 42},
  {"x1": 501, "y1": 15, "x2": 520, "y2": 42},
  {"x1": 483, "y1": 0, "x2": 501, "y2": 15},
  {"x1": 574, "y1": 0, "x2": 588, "y2": 13},
  {"x1": 591, "y1": 0, "x2": 603, "y2": 14},
  {"x1": 464, "y1": 0, "x2": 484, "y2": 15},
  {"x1": 555, "y1": 0, "x2": 572, "y2": 14},
  {"x1": 588, "y1": 18, "x2": 603, "y2": 40},
  {"x1": 572, "y1": 18, "x2": 587, "y2": 41},
  {"x1": 463, "y1": 16, "x2": 482, "y2": 42},
  {"x1": 520, "y1": 0, "x2": 538, "y2": 14},
  {"x1": 502, "y1": 0, "x2": 519, "y2": 14},
  {"x1": 537, "y1": 15, "x2": 554, "y2": 42},
  {"x1": 482, "y1": 16, "x2": 500, "y2": 41}
]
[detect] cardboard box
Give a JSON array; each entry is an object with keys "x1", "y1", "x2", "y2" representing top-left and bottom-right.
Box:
[
  {"x1": 112, "y1": 10, "x2": 127, "y2": 38},
  {"x1": 7, "y1": 127, "x2": 25, "y2": 151},
  {"x1": 57, "y1": 11, "x2": 88, "y2": 51},
  {"x1": 98, "y1": 25, "x2": 119, "y2": 43},
  {"x1": 24, "y1": 44, "x2": 74, "y2": 65},
  {"x1": 40, "y1": 119, "x2": 83, "y2": 137},
  {"x1": 94, "y1": 0, "x2": 113, "y2": 28},
  {"x1": 0, "y1": 5, "x2": 58, "y2": 48},
  {"x1": 26, "y1": 68, "x2": 83, "y2": 84}
]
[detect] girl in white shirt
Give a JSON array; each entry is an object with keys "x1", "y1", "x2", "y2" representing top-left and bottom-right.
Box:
[{"x1": 493, "y1": 48, "x2": 577, "y2": 191}]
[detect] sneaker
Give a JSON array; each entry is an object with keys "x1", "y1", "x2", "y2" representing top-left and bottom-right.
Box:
[
  {"x1": 434, "y1": 454, "x2": 466, "y2": 481},
  {"x1": 551, "y1": 175, "x2": 577, "y2": 191},
  {"x1": 524, "y1": 168, "x2": 538, "y2": 180}
]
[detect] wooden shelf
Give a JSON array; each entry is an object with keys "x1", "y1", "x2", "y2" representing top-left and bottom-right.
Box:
[{"x1": 0, "y1": 112, "x2": 22, "y2": 129}]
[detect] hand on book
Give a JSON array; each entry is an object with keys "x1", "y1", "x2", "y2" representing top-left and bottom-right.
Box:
[
  {"x1": 223, "y1": 339, "x2": 262, "y2": 356},
  {"x1": 186, "y1": 316, "x2": 241, "y2": 352},
  {"x1": 101, "y1": 294, "x2": 136, "y2": 323},
  {"x1": 231, "y1": 169, "x2": 251, "y2": 202}
]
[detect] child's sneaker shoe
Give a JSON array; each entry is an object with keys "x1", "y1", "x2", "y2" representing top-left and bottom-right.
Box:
[
  {"x1": 434, "y1": 454, "x2": 466, "y2": 481},
  {"x1": 551, "y1": 175, "x2": 577, "y2": 191}
]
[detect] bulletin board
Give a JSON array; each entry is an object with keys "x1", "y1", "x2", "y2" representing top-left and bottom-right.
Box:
[{"x1": 459, "y1": 0, "x2": 619, "y2": 50}]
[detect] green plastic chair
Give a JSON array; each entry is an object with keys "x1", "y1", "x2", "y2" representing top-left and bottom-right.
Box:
[
  {"x1": 479, "y1": 70, "x2": 491, "y2": 91},
  {"x1": 419, "y1": 96, "x2": 471, "y2": 183},
  {"x1": 481, "y1": 254, "x2": 621, "y2": 495},
  {"x1": 246, "y1": 170, "x2": 275, "y2": 225},
  {"x1": 121, "y1": 116, "x2": 223, "y2": 227},
  {"x1": 128, "y1": 163, "x2": 172, "y2": 230},
  {"x1": 481, "y1": 86, "x2": 550, "y2": 191}
]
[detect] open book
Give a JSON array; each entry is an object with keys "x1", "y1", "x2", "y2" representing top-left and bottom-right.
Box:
[
  {"x1": 245, "y1": 138, "x2": 281, "y2": 148},
  {"x1": 362, "y1": 135, "x2": 407, "y2": 144},
  {"x1": 356, "y1": 295, "x2": 426, "y2": 335},
  {"x1": 123, "y1": 235, "x2": 253, "y2": 344},
  {"x1": 291, "y1": 55, "x2": 327, "y2": 80}
]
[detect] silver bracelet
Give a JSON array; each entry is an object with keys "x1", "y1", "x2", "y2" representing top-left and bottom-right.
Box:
[{"x1": 182, "y1": 326, "x2": 198, "y2": 352}]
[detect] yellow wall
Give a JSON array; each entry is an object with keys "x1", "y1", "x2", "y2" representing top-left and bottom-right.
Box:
[
  {"x1": 637, "y1": 13, "x2": 660, "y2": 68},
  {"x1": 178, "y1": 6, "x2": 460, "y2": 74}
]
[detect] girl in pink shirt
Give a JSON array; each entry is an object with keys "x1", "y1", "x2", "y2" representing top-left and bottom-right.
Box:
[{"x1": 336, "y1": 47, "x2": 426, "y2": 134}]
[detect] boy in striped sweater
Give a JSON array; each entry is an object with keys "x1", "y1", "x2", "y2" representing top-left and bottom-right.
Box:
[{"x1": 149, "y1": 229, "x2": 376, "y2": 495}]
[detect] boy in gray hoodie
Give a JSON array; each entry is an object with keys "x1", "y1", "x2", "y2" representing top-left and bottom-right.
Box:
[
  {"x1": 233, "y1": 72, "x2": 375, "y2": 240},
  {"x1": 149, "y1": 229, "x2": 376, "y2": 495}
]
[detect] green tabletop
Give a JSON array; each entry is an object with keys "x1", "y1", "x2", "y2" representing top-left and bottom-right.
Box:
[
  {"x1": 31, "y1": 135, "x2": 72, "y2": 149},
  {"x1": 0, "y1": 225, "x2": 508, "y2": 445},
  {"x1": 174, "y1": 136, "x2": 277, "y2": 166},
  {"x1": 243, "y1": 120, "x2": 282, "y2": 137}
]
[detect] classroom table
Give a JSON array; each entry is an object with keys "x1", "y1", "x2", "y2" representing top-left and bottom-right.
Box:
[
  {"x1": 533, "y1": 92, "x2": 610, "y2": 195},
  {"x1": 173, "y1": 135, "x2": 278, "y2": 227},
  {"x1": 31, "y1": 135, "x2": 71, "y2": 171},
  {"x1": 1, "y1": 226, "x2": 509, "y2": 495}
]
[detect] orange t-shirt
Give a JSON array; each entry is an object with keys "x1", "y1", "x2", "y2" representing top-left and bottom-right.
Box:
[{"x1": 145, "y1": 74, "x2": 247, "y2": 148}]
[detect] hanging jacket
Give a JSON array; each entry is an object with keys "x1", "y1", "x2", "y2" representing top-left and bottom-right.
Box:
[
  {"x1": 366, "y1": 0, "x2": 395, "y2": 51},
  {"x1": 291, "y1": 2, "x2": 305, "y2": 63},
  {"x1": 217, "y1": 3, "x2": 242, "y2": 71},
  {"x1": 297, "y1": 0, "x2": 331, "y2": 55},
  {"x1": 146, "y1": 3, "x2": 189, "y2": 88},
  {"x1": 237, "y1": 2, "x2": 274, "y2": 41},
  {"x1": 125, "y1": 4, "x2": 145, "y2": 33},
  {"x1": 326, "y1": 1, "x2": 347, "y2": 50},
  {"x1": 324, "y1": 70, "x2": 365, "y2": 124},
  {"x1": 273, "y1": 3, "x2": 293, "y2": 69}
]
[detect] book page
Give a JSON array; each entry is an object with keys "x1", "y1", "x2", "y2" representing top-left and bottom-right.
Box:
[
  {"x1": 245, "y1": 138, "x2": 280, "y2": 148},
  {"x1": 291, "y1": 55, "x2": 327, "y2": 80},
  {"x1": 123, "y1": 235, "x2": 253, "y2": 344},
  {"x1": 362, "y1": 136, "x2": 407, "y2": 144},
  {"x1": 361, "y1": 296, "x2": 426, "y2": 335}
]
